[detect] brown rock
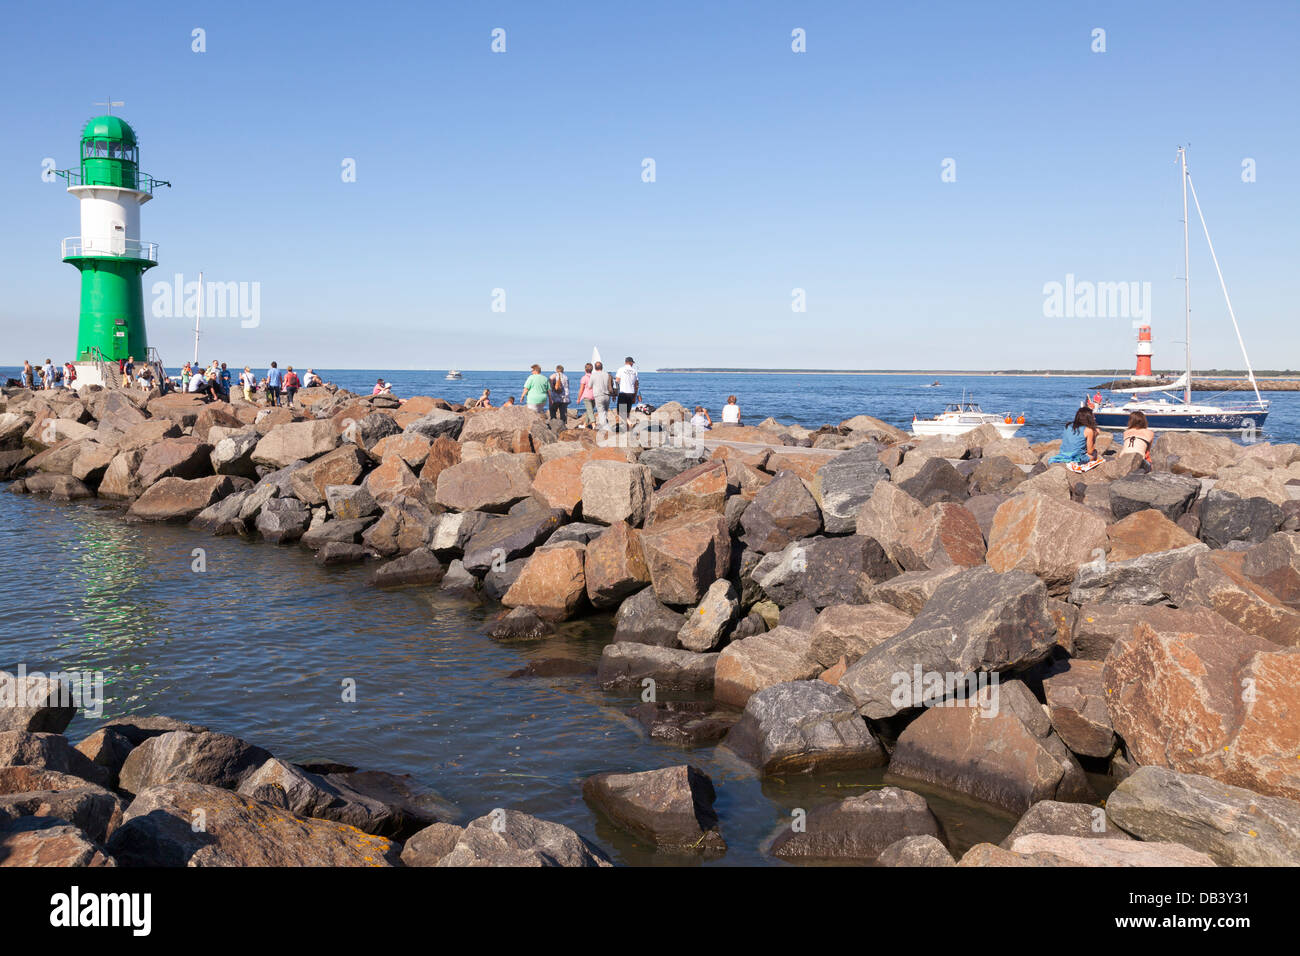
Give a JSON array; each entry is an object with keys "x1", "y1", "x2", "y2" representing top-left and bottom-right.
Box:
[
  {"x1": 1107, "y1": 508, "x2": 1199, "y2": 562},
  {"x1": 136, "y1": 436, "x2": 214, "y2": 488},
  {"x1": 1161, "y1": 549, "x2": 1300, "y2": 647},
  {"x1": 289, "y1": 444, "x2": 370, "y2": 506},
  {"x1": 419, "y1": 435, "x2": 462, "y2": 486},
  {"x1": 647, "y1": 461, "x2": 730, "y2": 525},
  {"x1": 808, "y1": 603, "x2": 914, "y2": 668},
  {"x1": 714, "y1": 626, "x2": 820, "y2": 708},
  {"x1": 580, "y1": 460, "x2": 654, "y2": 526},
  {"x1": 126, "y1": 475, "x2": 238, "y2": 522},
  {"x1": 639, "y1": 511, "x2": 732, "y2": 606},
  {"x1": 740, "y1": 470, "x2": 823, "y2": 552},
  {"x1": 1042, "y1": 659, "x2": 1115, "y2": 757},
  {"x1": 435, "y1": 454, "x2": 538, "y2": 513},
  {"x1": 584, "y1": 521, "x2": 651, "y2": 608},
  {"x1": 987, "y1": 492, "x2": 1109, "y2": 588},
  {"x1": 502, "y1": 546, "x2": 587, "y2": 621},
  {"x1": 252, "y1": 419, "x2": 339, "y2": 468},
  {"x1": 1103, "y1": 607, "x2": 1300, "y2": 800},
  {"x1": 855, "y1": 481, "x2": 926, "y2": 565},
  {"x1": 896, "y1": 501, "x2": 987, "y2": 571}
]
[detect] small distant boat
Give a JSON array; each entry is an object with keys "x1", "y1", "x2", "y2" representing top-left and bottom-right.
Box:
[
  {"x1": 923, "y1": 380, "x2": 942, "y2": 388},
  {"x1": 912, "y1": 398, "x2": 1024, "y2": 439},
  {"x1": 445, "y1": 369, "x2": 463, "y2": 380}
]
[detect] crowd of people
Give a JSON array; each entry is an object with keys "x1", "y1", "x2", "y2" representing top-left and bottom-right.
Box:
[
  {"x1": 464, "y1": 357, "x2": 747, "y2": 435},
  {"x1": 17, "y1": 356, "x2": 326, "y2": 407}
]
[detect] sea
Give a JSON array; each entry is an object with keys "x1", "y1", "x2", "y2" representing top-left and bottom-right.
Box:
[{"x1": 2, "y1": 368, "x2": 1293, "y2": 865}]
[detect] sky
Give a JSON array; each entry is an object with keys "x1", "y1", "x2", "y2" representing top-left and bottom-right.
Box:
[{"x1": 2, "y1": 0, "x2": 1297, "y2": 372}]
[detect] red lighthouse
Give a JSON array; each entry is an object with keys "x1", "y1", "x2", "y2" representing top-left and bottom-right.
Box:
[{"x1": 1135, "y1": 323, "x2": 1153, "y2": 379}]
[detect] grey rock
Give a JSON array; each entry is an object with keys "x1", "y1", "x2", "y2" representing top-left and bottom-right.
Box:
[
  {"x1": 597, "y1": 642, "x2": 718, "y2": 692},
  {"x1": 723, "y1": 680, "x2": 885, "y2": 774},
  {"x1": 770, "y1": 787, "x2": 943, "y2": 863},
  {"x1": 582, "y1": 765, "x2": 724, "y2": 850},
  {"x1": 1068, "y1": 543, "x2": 1208, "y2": 606},
  {"x1": 1109, "y1": 472, "x2": 1201, "y2": 521},
  {"x1": 1198, "y1": 489, "x2": 1285, "y2": 549},
  {"x1": 613, "y1": 587, "x2": 686, "y2": 648},
  {"x1": 877, "y1": 834, "x2": 957, "y2": 866}
]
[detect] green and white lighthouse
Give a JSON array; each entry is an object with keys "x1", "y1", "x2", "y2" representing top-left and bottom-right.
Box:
[{"x1": 56, "y1": 110, "x2": 169, "y2": 375}]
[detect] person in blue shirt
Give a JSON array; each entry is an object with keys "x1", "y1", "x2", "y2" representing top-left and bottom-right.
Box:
[
  {"x1": 266, "y1": 362, "x2": 284, "y2": 406},
  {"x1": 1049, "y1": 406, "x2": 1100, "y2": 464},
  {"x1": 219, "y1": 363, "x2": 232, "y2": 401}
]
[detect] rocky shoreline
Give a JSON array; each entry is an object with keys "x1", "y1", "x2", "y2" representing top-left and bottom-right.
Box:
[{"x1": 2, "y1": 381, "x2": 1299, "y2": 867}]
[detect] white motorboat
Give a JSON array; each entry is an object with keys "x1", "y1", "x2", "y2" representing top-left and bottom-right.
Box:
[
  {"x1": 911, "y1": 399, "x2": 1024, "y2": 439},
  {"x1": 445, "y1": 369, "x2": 463, "y2": 380}
]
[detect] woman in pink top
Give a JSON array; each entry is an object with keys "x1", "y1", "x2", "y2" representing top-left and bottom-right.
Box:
[{"x1": 577, "y1": 362, "x2": 596, "y2": 428}]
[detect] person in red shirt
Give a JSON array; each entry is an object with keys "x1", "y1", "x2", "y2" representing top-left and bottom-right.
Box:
[{"x1": 283, "y1": 366, "x2": 302, "y2": 406}]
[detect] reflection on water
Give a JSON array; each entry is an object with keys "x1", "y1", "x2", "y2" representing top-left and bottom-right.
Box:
[{"x1": 0, "y1": 492, "x2": 1015, "y2": 865}]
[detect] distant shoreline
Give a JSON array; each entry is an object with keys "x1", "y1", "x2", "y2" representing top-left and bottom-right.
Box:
[{"x1": 653, "y1": 369, "x2": 1300, "y2": 380}]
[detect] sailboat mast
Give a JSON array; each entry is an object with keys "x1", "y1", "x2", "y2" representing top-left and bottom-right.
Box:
[{"x1": 1180, "y1": 147, "x2": 1191, "y2": 404}]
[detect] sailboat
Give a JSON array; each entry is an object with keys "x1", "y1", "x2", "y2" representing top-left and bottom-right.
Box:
[{"x1": 1092, "y1": 148, "x2": 1269, "y2": 433}]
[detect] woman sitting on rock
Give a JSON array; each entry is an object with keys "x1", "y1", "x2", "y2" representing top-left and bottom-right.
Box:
[
  {"x1": 1121, "y1": 410, "x2": 1155, "y2": 464},
  {"x1": 1048, "y1": 405, "x2": 1100, "y2": 468}
]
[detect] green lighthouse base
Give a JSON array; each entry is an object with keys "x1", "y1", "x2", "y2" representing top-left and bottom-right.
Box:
[{"x1": 65, "y1": 255, "x2": 154, "y2": 362}]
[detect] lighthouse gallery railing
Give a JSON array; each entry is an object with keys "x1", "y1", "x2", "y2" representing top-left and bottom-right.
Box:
[{"x1": 62, "y1": 237, "x2": 158, "y2": 261}]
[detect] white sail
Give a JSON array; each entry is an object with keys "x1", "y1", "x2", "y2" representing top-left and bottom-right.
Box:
[
  {"x1": 591, "y1": 346, "x2": 602, "y2": 367},
  {"x1": 1114, "y1": 371, "x2": 1188, "y2": 395}
]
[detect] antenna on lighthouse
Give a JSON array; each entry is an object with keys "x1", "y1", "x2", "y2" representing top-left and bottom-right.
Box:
[
  {"x1": 194, "y1": 271, "x2": 203, "y2": 364},
  {"x1": 95, "y1": 98, "x2": 124, "y2": 114}
]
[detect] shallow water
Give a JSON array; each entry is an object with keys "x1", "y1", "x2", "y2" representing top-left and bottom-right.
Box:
[{"x1": 0, "y1": 491, "x2": 1026, "y2": 865}]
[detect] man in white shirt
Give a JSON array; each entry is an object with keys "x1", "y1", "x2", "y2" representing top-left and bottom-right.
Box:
[{"x1": 614, "y1": 357, "x2": 639, "y2": 428}]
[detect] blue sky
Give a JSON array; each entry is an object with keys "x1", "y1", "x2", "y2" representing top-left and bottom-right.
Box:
[{"x1": 2, "y1": 0, "x2": 1297, "y2": 371}]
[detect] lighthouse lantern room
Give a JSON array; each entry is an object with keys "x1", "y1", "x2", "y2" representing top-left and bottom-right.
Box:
[{"x1": 56, "y1": 110, "x2": 169, "y2": 382}]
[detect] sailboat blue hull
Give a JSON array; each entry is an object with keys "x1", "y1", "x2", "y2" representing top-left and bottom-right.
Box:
[{"x1": 1094, "y1": 409, "x2": 1268, "y2": 432}]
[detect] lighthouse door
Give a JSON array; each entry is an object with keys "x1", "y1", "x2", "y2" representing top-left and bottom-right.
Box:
[{"x1": 109, "y1": 220, "x2": 126, "y2": 255}]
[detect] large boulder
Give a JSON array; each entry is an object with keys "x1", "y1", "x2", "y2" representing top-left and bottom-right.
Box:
[
  {"x1": 580, "y1": 460, "x2": 654, "y2": 526},
  {"x1": 210, "y1": 431, "x2": 260, "y2": 479},
  {"x1": 127, "y1": 475, "x2": 238, "y2": 522},
  {"x1": 1000, "y1": 800, "x2": 1130, "y2": 848},
  {"x1": 1068, "y1": 542, "x2": 1207, "y2": 606},
  {"x1": 1042, "y1": 659, "x2": 1115, "y2": 757},
  {"x1": 0, "y1": 766, "x2": 125, "y2": 846},
  {"x1": 288, "y1": 445, "x2": 369, "y2": 506},
  {"x1": 854, "y1": 481, "x2": 926, "y2": 565},
  {"x1": 1151, "y1": 430, "x2": 1239, "y2": 477},
  {"x1": 361, "y1": 494, "x2": 438, "y2": 556},
  {"x1": 807, "y1": 603, "x2": 913, "y2": 668},
  {"x1": 1005, "y1": 833, "x2": 1214, "y2": 867},
  {"x1": 252, "y1": 420, "x2": 339, "y2": 469},
  {"x1": 639, "y1": 512, "x2": 731, "y2": 606},
  {"x1": 769, "y1": 787, "x2": 943, "y2": 863},
  {"x1": 677, "y1": 580, "x2": 739, "y2": 652},
  {"x1": 740, "y1": 470, "x2": 823, "y2": 552},
  {"x1": 584, "y1": 521, "x2": 651, "y2": 608},
  {"x1": 612, "y1": 588, "x2": 686, "y2": 647},
  {"x1": 404, "y1": 409, "x2": 465, "y2": 442},
  {"x1": 752, "y1": 535, "x2": 898, "y2": 609},
  {"x1": 897, "y1": 456, "x2": 969, "y2": 505},
  {"x1": 1107, "y1": 508, "x2": 1199, "y2": 561},
  {"x1": 1160, "y1": 548, "x2": 1300, "y2": 647},
  {"x1": 810, "y1": 444, "x2": 890, "y2": 533},
  {"x1": 582, "y1": 765, "x2": 724, "y2": 851},
  {"x1": 1106, "y1": 766, "x2": 1300, "y2": 867},
  {"x1": 1102, "y1": 608, "x2": 1300, "y2": 800},
  {"x1": 867, "y1": 566, "x2": 964, "y2": 616},
  {"x1": 714, "y1": 626, "x2": 821, "y2": 708},
  {"x1": 0, "y1": 671, "x2": 77, "y2": 733},
  {"x1": 986, "y1": 492, "x2": 1109, "y2": 589},
  {"x1": 840, "y1": 566, "x2": 1055, "y2": 719},
  {"x1": 117, "y1": 730, "x2": 274, "y2": 797},
  {"x1": 895, "y1": 501, "x2": 986, "y2": 571},
  {"x1": 596, "y1": 643, "x2": 718, "y2": 693},
  {"x1": 427, "y1": 510, "x2": 494, "y2": 558},
  {"x1": 461, "y1": 508, "x2": 564, "y2": 574},
  {"x1": 434, "y1": 454, "x2": 538, "y2": 513},
  {"x1": 1198, "y1": 489, "x2": 1284, "y2": 549},
  {"x1": 1108, "y1": 472, "x2": 1202, "y2": 521},
  {"x1": 255, "y1": 496, "x2": 312, "y2": 544},
  {"x1": 370, "y1": 547, "x2": 445, "y2": 587},
  {"x1": 136, "y1": 436, "x2": 214, "y2": 488},
  {"x1": 458, "y1": 406, "x2": 555, "y2": 450},
  {"x1": 105, "y1": 781, "x2": 401, "y2": 866},
  {"x1": 0, "y1": 731, "x2": 111, "y2": 788},
  {"x1": 0, "y1": 817, "x2": 115, "y2": 867},
  {"x1": 723, "y1": 680, "x2": 886, "y2": 774},
  {"x1": 646, "y1": 461, "x2": 730, "y2": 525},
  {"x1": 235, "y1": 758, "x2": 402, "y2": 835},
  {"x1": 501, "y1": 546, "x2": 587, "y2": 621},
  {"x1": 887, "y1": 679, "x2": 1095, "y2": 815},
  {"x1": 435, "y1": 809, "x2": 610, "y2": 867}
]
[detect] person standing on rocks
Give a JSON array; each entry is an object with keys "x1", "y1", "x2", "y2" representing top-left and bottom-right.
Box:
[
  {"x1": 266, "y1": 362, "x2": 284, "y2": 406},
  {"x1": 615, "y1": 356, "x2": 640, "y2": 428},
  {"x1": 522, "y1": 364, "x2": 550, "y2": 415},
  {"x1": 591, "y1": 360, "x2": 612, "y2": 430},
  {"x1": 548, "y1": 364, "x2": 570, "y2": 424},
  {"x1": 576, "y1": 362, "x2": 596, "y2": 428},
  {"x1": 42, "y1": 358, "x2": 54, "y2": 389},
  {"x1": 21, "y1": 360, "x2": 33, "y2": 389},
  {"x1": 240, "y1": 366, "x2": 256, "y2": 402},
  {"x1": 219, "y1": 363, "x2": 232, "y2": 401},
  {"x1": 283, "y1": 366, "x2": 302, "y2": 406}
]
